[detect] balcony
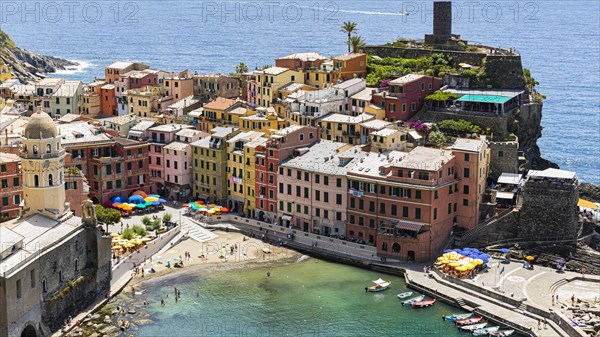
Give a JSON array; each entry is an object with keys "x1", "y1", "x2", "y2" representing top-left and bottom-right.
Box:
[{"x1": 20, "y1": 149, "x2": 66, "y2": 159}]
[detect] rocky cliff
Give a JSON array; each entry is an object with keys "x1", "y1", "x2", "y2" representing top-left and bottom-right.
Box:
[{"x1": 0, "y1": 30, "x2": 77, "y2": 82}]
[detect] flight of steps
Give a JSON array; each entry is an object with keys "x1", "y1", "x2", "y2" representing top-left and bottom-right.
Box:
[{"x1": 181, "y1": 221, "x2": 217, "y2": 242}]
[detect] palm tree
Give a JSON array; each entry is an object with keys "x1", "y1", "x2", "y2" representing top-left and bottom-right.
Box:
[
  {"x1": 349, "y1": 36, "x2": 366, "y2": 53},
  {"x1": 340, "y1": 21, "x2": 358, "y2": 53},
  {"x1": 235, "y1": 62, "x2": 248, "y2": 74}
]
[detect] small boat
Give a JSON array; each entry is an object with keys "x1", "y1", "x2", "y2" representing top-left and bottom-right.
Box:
[
  {"x1": 402, "y1": 295, "x2": 425, "y2": 306},
  {"x1": 412, "y1": 299, "x2": 436, "y2": 308},
  {"x1": 443, "y1": 313, "x2": 473, "y2": 322},
  {"x1": 397, "y1": 292, "x2": 413, "y2": 299},
  {"x1": 473, "y1": 326, "x2": 500, "y2": 336},
  {"x1": 458, "y1": 323, "x2": 487, "y2": 331},
  {"x1": 455, "y1": 316, "x2": 483, "y2": 325},
  {"x1": 366, "y1": 278, "x2": 391, "y2": 292},
  {"x1": 490, "y1": 330, "x2": 515, "y2": 336}
]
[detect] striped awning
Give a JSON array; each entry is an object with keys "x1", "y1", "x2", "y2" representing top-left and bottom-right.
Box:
[{"x1": 396, "y1": 220, "x2": 425, "y2": 232}]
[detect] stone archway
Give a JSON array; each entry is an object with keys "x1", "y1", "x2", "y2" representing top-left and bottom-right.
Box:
[{"x1": 21, "y1": 324, "x2": 37, "y2": 337}]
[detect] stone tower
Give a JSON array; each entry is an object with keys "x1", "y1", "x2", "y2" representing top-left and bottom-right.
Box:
[
  {"x1": 20, "y1": 108, "x2": 69, "y2": 219},
  {"x1": 433, "y1": 1, "x2": 452, "y2": 36}
]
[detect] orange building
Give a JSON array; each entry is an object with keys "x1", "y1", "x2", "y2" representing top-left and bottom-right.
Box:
[
  {"x1": 163, "y1": 71, "x2": 194, "y2": 103},
  {"x1": 99, "y1": 84, "x2": 118, "y2": 115},
  {"x1": 333, "y1": 53, "x2": 367, "y2": 80}
]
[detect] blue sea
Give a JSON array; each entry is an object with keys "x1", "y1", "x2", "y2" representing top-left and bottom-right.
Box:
[{"x1": 1, "y1": 0, "x2": 599, "y2": 183}]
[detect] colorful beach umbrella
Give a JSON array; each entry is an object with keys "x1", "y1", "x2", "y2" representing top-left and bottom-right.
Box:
[
  {"x1": 525, "y1": 256, "x2": 534, "y2": 261},
  {"x1": 128, "y1": 194, "x2": 145, "y2": 204},
  {"x1": 110, "y1": 196, "x2": 127, "y2": 204},
  {"x1": 500, "y1": 248, "x2": 510, "y2": 253},
  {"x1": 158, "y1": 198, "x2": 167, "y2": 203},
  {"x1": 152, "y1": 201, "x2": 160, "y2": 206},
  {"x1": 136, "y1": 204, "x2": 147, "y2": 209},
  {"x1": 132, "y1": 190, "x2": 148, "y2": 198}
]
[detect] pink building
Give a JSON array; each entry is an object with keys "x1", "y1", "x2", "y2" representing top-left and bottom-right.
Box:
[
  {"x1": 162, "y1": 129, "x2": 208, "y2": 201},
  {"x1": 145, "y1": 124, "x2": 189, "y2": 196},
  {"x1": 277, "y1": 141, "x2": 367, "y2": 236}
]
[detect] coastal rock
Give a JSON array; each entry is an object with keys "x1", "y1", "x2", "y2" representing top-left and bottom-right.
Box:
[
  {"x1": 100, "y1": 325, "x2": 118, "y2": 334},
  {"x1": 91, "y1": 314, "x2": 100, "y2": 320},
  {"x1": 103, "y1": 315, "x2": 111, "y2": 324},
  {"x1": 580, "y1": 183, "x2": 600, "y2": 203},
  {"x1": 0, "y1": 30, "x2": 77, "y2": 82},
  {"x1": 134, "y1": 319, "x2": 153, "y2": 325},
  {"x1": 88, "y1": 333, "x2": 98, "y2": 337},
  {"x1": 128, "y1": 309, "x2": 137, "y2": 315}
]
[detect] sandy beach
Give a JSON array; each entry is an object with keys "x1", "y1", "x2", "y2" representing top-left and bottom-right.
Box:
[{"x1": 128, "y1": 230, "x2": 303, "y2": 287}]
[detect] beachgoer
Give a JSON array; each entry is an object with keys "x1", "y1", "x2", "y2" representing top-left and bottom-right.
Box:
[
  {"x1": 161, "y1": 299, "x2": 165, "y2": 306},
  {"x1": 267, "y1": 271, "x2": 271, "y2": 277}
]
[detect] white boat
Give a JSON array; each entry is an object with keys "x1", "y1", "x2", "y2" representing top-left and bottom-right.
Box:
[
  {"x1": 366, "y1": 278, "x2": 391, "y2": 292},
  {"x1": 473, "y1": 326, "x2": 499, "y2": 336},
  {"x1": 397, "y1": 292, "x2": 413, "y2": 299},
  {"x1": 402, "y1": 295, "x2": 425, "y2": 306},
  {"x1": 458, "y1": 323, "x2": 487, "y2": 331},
  {"x1": 490, "y1": 330, "x2": 515, "y2": 336}
]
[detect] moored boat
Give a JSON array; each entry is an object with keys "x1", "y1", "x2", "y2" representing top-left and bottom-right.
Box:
[
  {"x1": 458, "y1": 323, "x2": 487, "y2": 331},
  {"x1": 455, "y1": 316, "x2": 483, "y2": 325},
  {"x1": 411, "y1": 299, "x2": 436, "y2": 308},
  {"x1": 473, "y1": 326, "x2": 499, "y2": 336},
  {"x1": 397, "y1": 291, "x2": 413, "y2": 299},
  {"x1": 402, "y1": 295, "x2": 425, "y2": 306},
  {"x1": 366, "y1": 278, "x2": 391, "y2": 292},
  {"x1": 490, "y1": 330, "x2": 515, "y2": 336},
  {"x1": 443, "y1": 313, "x2": 473, "y2": 322}
]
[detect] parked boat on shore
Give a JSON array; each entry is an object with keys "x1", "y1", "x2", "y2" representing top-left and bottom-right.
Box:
[
  {"x1": 402, "y1": 295, "x2": 425, "y2": 306},
  {"x1": 411, "y1": 299, "x2": 436, "y2": 308},
  {"x1": 443, "y1": 312, "x2": 473, "y2": 322},
  {"x1": 458, "y1": 322, "x2": 487, "y2": 331},
  {"x1": 455, "y1": 316, "x2": 483, "y2": 325},
  {"x1": 396, "y1": 291, "x2": 413, "y2": 299},
  {"x1": 473, "y1": 326, "x2": 499, "y2": 336},
  {"x1": 366, "y1": 278, "x2": 391, "y2": 292},
  {"x1": 490, "y1": 330, "x2": 515, "y2": 336}
]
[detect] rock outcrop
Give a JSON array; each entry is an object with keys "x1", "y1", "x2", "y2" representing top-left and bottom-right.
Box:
[
  {"x1": 580, "y1": 183, "x2": 600, "y2": 203},
  {"x1": 0, "y1": 30, "x2": 77, "y2": 82}
]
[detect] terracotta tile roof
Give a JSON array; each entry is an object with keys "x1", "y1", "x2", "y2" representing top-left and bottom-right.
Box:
[{"x1": 203, "y1": 97, "x2": 237, "y2": 111}]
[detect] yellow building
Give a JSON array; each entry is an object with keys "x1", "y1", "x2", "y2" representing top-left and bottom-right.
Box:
[
  {"x1": 242, "y1": 136, "x2": 268, "y2": 218},
  {"x1": 195, "y1": 97, "x2": 243, "y2": 132},
  {"x1": 318, "y1": 113, "x2": 375, "y2": 144},
  {"x1": 239, "y1": 107, "x2": 287, "y2": 134},
  {"x1": 191, "y1": 126, "x2": 240, "y2": 202},
  {"x1": 255, "y1": 67, "x2": 302, "y2": 108},
  {"x1": 225, "y1": 131, "x2": 266, "y2": 216},
  {"x1": 0, "y1": 64, "x2": 11, "y2": 81},
  {"x1": 128, "y1": 87, "x2": 163, "y2": 118},
  {"x1": 370, "y1": 127, "x2": 409, "y2": 153}
]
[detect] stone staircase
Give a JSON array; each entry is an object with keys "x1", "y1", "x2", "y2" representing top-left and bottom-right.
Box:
[{"x1": 181, "y1": 220, "x2": 217, "y2": 243}]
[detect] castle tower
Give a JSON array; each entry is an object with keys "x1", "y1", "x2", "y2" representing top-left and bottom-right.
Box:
[
  {"x1": 20, "y1": 108, "x2": 69, "y2": 219},
  {"x1": 433, "y1": 1, "x2": 452, "y2": 36}
]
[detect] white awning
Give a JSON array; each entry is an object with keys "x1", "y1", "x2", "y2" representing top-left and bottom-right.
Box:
[
  {"x1": 188, "y1": 109, "x2": 203, "y2": 118},
  {"x1": 408, "y1": 130, "x2": 422, "y2": 140},
  {"x1": 497, "y1": 173, "x2": 522, "y2": 185},
  {"x1": 496, "y1": 191, "x2": 515, "y2": 199},
  {"x1": 281, "y1": 215, "x2": 292, "y2": 221}
]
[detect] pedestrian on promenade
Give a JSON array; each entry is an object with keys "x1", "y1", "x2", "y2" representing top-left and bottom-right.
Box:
[
  {"x1": 552, "y1": 295, "x2": 555, "y2": 305},
  {"x1": 538, "y1": 320, "x2": 542, "y2": 330},
  {"x1": 543, "y1": 318, "x2": 548, "y2": 329}
]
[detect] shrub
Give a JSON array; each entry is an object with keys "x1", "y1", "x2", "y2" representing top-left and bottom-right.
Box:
[
  {"x1": 122, "y1": 228, "x2": 135, "y2": 240},
  {"x1": 132, "y1": 225, "x2": 147, "y2": 237},
  {"x1": 426, "y1": 91, "x2": 460, "y2": 102},
  {"x1": 96, "y1": 205, "x2": 121, "y2": 226},
  {"x1": 428, "y1": 130, "x2": 446, "y2": 147},
  {"x1": 438, "y1": 119, "x2": 482, "y2": 136},
  {"x1": 162, "y1": 213, "x2": 172, "y2": 223},
  {"x1": 151, "y1": 219, "x2": 162, "y2": 231},
  {"x1": 141, "y1": 215, "x2": 152, "y2": 227}
]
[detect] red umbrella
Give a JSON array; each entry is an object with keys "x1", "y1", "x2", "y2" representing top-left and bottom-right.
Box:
[
  {"x1": 220, "y1": 207, "x2": 229, "y2": 212},
  {"x1": 102, "y1": 200, "x2": 112, "y2": 207}
]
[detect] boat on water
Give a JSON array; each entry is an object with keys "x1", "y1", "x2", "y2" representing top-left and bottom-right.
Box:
[
  {"x1": 396, "y1": 292, "x2": 413, "y2": 299},
  {"x1": 366, "y1": 278, "x2": 391, "y2": 292},
  {"x1": 473, "y1": 326, "x2": 500, "y2": 336},
  {"x1": 443, "y1": 313, "x2": 473, "y2": 322},
  {"x1": 455, "y1": 316, "x2": 483, "y2": 325},
  {"x1": 490, "y1": 330, "x2": 515, "y2": 336},
  {"x1": 411, "y1": 299, "x2": 436, "y2": 308},
  {"x1": 458, "y1": 323, "x2": 487, "y2": 331},
  {"x1": 402, "y1": 295, "x2": 425, "y2": 306}
]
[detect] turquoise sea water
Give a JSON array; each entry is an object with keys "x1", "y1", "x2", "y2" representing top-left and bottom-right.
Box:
[
  {"x1": 121, "y1": 258, "x2": 523, "y2": 337},
  {"x1": 1, "y1": 0, "x2": 598, "y2": 182}
]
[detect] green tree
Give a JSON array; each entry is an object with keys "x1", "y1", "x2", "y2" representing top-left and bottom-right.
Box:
[
  {"x1": 428, "y1": 130, "x2": 446, "y2": 147},
  {"x1": 121, "y1": 228, "x2": 135, "y2": 240},
  {"x1": 340, "y1": 21, "x2": 358, "y2": 53},
  {"x1": 151, "y1": 219, "x2": 162, "y2": 231},
  {"x1": 132, "y1": 225, "x2": 147, "y2": 237},
  {"x1": 95, "y1": 205, "x2": 121, "y2": 233},
  {"x1": 162, "y1": 213, "x2": 172, "y2": 224},
  {"x1": 141, "y1": 215, "x2": 152, "y2": 227},
  {"x1": 438, "y1": 119, "x2": 482, "y2": 136},
  {"x1": 349, "y1": 36, "x2": 366, "y2": 53},
  {"x1": 235, "y1": 62, "x2": 248, "y2": 74}
]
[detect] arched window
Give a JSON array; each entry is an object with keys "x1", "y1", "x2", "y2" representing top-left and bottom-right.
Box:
[
  {"x1": 34, "y1": 175, "x2": 39, "y2": 187},
  {"x1": 48, "y1": 174, "x2": 53, "y2": 186},
  {"x1": 381, "y1": 242, "x2": 388, "y2": 251},
  {"x1": 392, "y1": 243, "x2": 401, "y2": 253},
  {"x1": 46, "y1": 144, "x2": 51, "y2": 153},
  {"x1": 32, "y1": 145, "x2": 38, "y2": 154}
]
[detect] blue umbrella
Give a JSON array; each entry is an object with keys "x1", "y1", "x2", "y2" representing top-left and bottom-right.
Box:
[
  {"x1": 443, "y1": 249, "x2": 453, "y2": 253},
  {"x1": 152, "y1": 201, "x2": 160, "y2": 206},
  {"x1": 158, "y1": 198, "x2": 167, "y2": 203},
  {"x1": 500, "y1": 248, "x2": 510, "y2": 253},
  {"x1": 128, "y1": 195, "x2": 145, "y2": 204},
  {"x1": 110, "y1": 195, "x2": 127, "y2": 204}
]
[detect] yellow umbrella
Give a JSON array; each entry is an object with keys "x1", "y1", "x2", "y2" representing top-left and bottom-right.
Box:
[
  {"x1": 207, "y1": 209, "x2": 216, "y2": 214},
  {"x1": 131, "y1": 240, "x2": 143, "y2": 245},
  {"x1": 112, "y1": 245, "x2": 122, "y2": 250},
  {"x1": 526, "y1": 256, "x2": 534, "y2": 261},
  {"x1": 140, "y1": 237, "x2": 152, "y2": 242},
  {"x1": 473, "y1": 259, "x2": 484, "y2": 265},
  {"x1": 208, "y1": 204, "x2": 218, "y2": 208},
  {"x1": 145, "y1": 197, "x2": 158, "y2": 202},
  {"x1": 578, "y1": 199, "x2": 598, "y2": 210},
  {"x1": 449, "y1": 262, "x2": 461, "y2": 267},
  {"x1": 123, "y1": 243, "x2": 134, "y2": 248},
  {"x1": 455, "y1": 266, "x2": 468, "y2": 272},
  {"x1": 464, "y1": 264, "x2": 476, "y2": 270},
  {"x1": 110, "y1": 233, "x2": 119, "y2": 237}
]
